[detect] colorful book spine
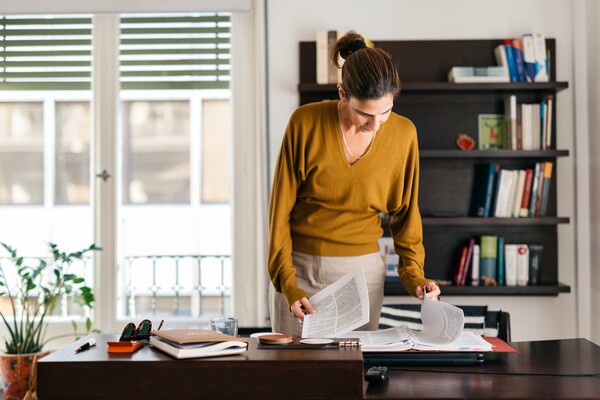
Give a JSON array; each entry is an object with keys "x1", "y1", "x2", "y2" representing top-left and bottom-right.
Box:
[
  {"x1": 519, "y1": 168, "x2": 535, "y2": 217},
  {"x1": 459, "y1": 238, "x2": 476, "y2": 286},
  {"x1": 454, "y1": 245, "x2": 468, "y2": 286},
  {"x1": 532, "y1": 33, "x2": 549, "y2": 82},
  {"x1": 539, "y1": 161, "x2": 554, "y2": 217},
  {"x1": 479, "y1": 235, "x2": 498, "y2": 286},
  {"x1": 469, "y1": 163, "x2": 498, "y2": 217},
  {"x1": 503, "y1": 39, "x2": 518, "y2": 82},
  {"x1": 511, "y1": 38, "x2": 527, "y2": 82}
]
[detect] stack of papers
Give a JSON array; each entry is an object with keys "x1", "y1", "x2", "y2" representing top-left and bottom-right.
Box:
[{"x1": 149, "y1": 329, "x2": 248, "y2": 359}]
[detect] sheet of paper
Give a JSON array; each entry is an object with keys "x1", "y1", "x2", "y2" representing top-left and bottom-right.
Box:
[
  {"x1": 411, "y1": 290, "x2": 465, "y2": 345},
  {"x1": 301, "y1": 266, "x2": 369, "y2": 338},
  {"x1": 338, "y1": 326, "x2": 413, "y2": 350},
  {"x1": 412, "y1": 331, "x2": 492, "y2": 351}
]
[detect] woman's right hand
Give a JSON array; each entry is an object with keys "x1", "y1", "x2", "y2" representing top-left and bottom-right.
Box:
[{"x1": 290, "y1": 297, "x2": 316, "y2": 320}]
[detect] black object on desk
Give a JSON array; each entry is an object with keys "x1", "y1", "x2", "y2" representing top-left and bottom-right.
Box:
[{"x1": 363, "y1": 351, "x2": 485, "y2": 367}]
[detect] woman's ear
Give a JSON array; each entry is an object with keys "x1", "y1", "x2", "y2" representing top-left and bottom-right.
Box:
[{"x1": 337, "y1": 84, "x2": 346, "y2": 101}]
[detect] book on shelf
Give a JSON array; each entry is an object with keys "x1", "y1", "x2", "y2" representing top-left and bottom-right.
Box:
[
  {"x1": 530, "y1": 162, "x2": 546, "y2": 217},
  {"x1": 378, "y1": 237, "x2": 399, "y2": 277},
  {"x1": 504, "y1": 244, "x2": 518, "y2": 286},
  {"x1": 469, "y1": 163, "x2": 499, "y2": 217},
  {"x1": 512, "y1": 169, "x2": 527, "y2": 218},
  {"x1": 478, "y1": 114, "x2": 504, "y2": 150},
  {"x1": 493, "y1": 44, "x2": 510, "y2": 81},
  {"x1": 511, "y1": 38, "x2": 527, "y2": 82},
  {"x1": 519, "y1": 168, "x2": 535, "y2": 217},
  {"x1": 470, "y1": 244, "x2": 480, "y2": 286},
  {"x1": 316, "y1": 30, "x2": 342, "y2": 84},
  {"x1": 516, "y1": 245, "x2": 530, "y2": 286},
  {"x1": 522, "y1": 33, "x2": 536, "y2": 82},
  {"x1": 544, "y1": 95, "x2": 554, "y2": 149},
  {"x1": 504, "y1": 95, "x2": 517, "y2": 150},
  {"x1": 528, "y1": 244, "x2": 544, "y2": 285},
  {"x1": 497, "y1": 236, "x2": 505, "y2": 286},
  {"x1": 448, "y1": 66, "x2": 509, "y2": 83},
  {"x1": 532, "y1": 33, "x2": 549, "y2": 82},
  {"x1": 480, "y1": 235, "x2": 498, "y2": 286},
  {"x1": 459, "y1": 239, "x2": 475, "y2": 286},
  {"x1": 539, "y1": 161, "x2": 554, "y2": 217},
  {"x1": 502, "y1": 40, "x2": 518, "y2": 82},
  {"x1": 149, "y1": 329, "x2": 249, "y2": 359},
  {"x1": 454, "y1": 245, "x2": 469, "y2": 287}
]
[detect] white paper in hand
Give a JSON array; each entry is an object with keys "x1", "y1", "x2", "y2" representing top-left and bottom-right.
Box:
[
  {"x1": 301, "y1": 266, "x2": 370, "y2": 338},
  {"x1": 411, "y1": 288, "x2": 465, "y2": 345}
]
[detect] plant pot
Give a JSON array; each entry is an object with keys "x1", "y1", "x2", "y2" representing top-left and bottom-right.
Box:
[{"x1": 0, "y1": 351, "x2": 48, "y2": 400}]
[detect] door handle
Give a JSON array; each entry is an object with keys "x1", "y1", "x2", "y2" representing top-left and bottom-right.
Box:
[{"x1": 95, "y1": 169, "x2": 111, "y2": 182}]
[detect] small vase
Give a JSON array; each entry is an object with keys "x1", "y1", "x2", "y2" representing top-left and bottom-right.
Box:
[{"x1": 0, "y1": 351, "x2": 47, "y2": 400}]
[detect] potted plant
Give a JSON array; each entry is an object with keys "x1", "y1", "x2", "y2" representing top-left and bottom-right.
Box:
[{"x1": 0, "y1": 242, "x2": 100, "y2": 400}]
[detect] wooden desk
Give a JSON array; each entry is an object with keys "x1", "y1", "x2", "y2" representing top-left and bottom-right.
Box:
[{"x1": 38, "y1": 335, "x2": 600, "y2": 399}]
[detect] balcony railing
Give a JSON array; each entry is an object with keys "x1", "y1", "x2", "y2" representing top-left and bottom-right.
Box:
[{"x1": 122, "y1": 254, "x2": 232, "y2": 318}]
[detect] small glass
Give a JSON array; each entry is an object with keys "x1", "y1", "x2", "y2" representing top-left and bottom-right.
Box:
[{"x1": 209, "y1": 317, "x2": 238, "y2": 336}]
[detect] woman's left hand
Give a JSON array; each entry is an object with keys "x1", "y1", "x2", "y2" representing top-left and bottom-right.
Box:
[{"x1": 415, "y1": 282, "x2": 441, "y2": 300}]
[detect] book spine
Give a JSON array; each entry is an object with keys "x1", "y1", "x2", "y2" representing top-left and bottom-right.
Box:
[
  {"x1": 512, "y1": 169, "x2": 526, "y2": 218},
  {"x1": 528, "y1": 162, "x2": 542, "y2": 217},
  {"x1": 480, "y1": 235, "x2": 498, "y2": 286},
  {"x1": 497, "y1": 236, "x2": 505, "y2": 286},
  {"x1": 516, "y1": 244, "x2": 530, "y2": 286},
  {"x1": 519, "y1": 168, "x2": 534, "y2": 217},
  {"x1": 545, "y1": 95, "x2": 554, "y2": 149},
  {"x1": 494, "y1": 44, "x2": 510, "y2": 79},
  {"x1": 511, "y1": 38, "x2": 527, "y2": 82},
  {"x1": 539, "y1": 161, "x2": 554, "y2": 217},
  {"x1": 532, "y1": 33, "x2": 549, "y2": 82},
  {"x1": 503, "y1": 40, "x2": 518, "y2": 82},
  {"x1": 504, "y1": 95, "x2": 517, "y2": 150},
  {"x1": 504, "y1": 244, "x2": 518, "y2": 286},
  {"x1": 528, "y1": 244, "x2": 544, "y2": 285},
  {"x1": 327, "y1": 30, "x2": 338, "y2": 84},
  {"x1": 471, "y1": 244, "x2": 480, "y2": 286},
  {"x1": 460, "y1": 238, "x2": 475, "y2": 286},
  {"x1": 454, "y1": 245, "x2": 468, "y2": 286},
  {"x1": 532, "y1": 162, "x2": 546, "y2": 217},
  {"x1": 522, "y1": 33, "x2": 536, "y2": 82},
  {"x1": 316, "y1": 31, "x2": 329, "y2": 84}
]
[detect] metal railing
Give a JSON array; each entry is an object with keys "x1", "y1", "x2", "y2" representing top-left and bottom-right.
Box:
[{"x1": 122, "y1": 254, "x2": 232, "y2": 318}]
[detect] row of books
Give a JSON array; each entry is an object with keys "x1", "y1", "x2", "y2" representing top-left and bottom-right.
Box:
[
  {"x1": 316, "y1": 30, "x2": 343, "y2": 84},
  {"x1": 494, "y1": 33, "x2": 549, "y2": 82},
  {"x1": 469, "y1": 161, "x2": 553, "y2": 218},
  {"x1": 447, "y1": 32, "x2": 549, "y2": 83},
  {"x1": 504, "y1": 95, "x2": 554, "y2": 150},
  {"x1": 454, "y1": 236, "x2": 543, "y2": 287}
]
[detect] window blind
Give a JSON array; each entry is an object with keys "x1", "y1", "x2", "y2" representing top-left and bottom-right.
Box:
[
  {"x1": 0, "y1": 15, "x2": 93, "y2": 90},
  {"x1": 0, "y1": 13, "x2": 231, "y2": 90}
]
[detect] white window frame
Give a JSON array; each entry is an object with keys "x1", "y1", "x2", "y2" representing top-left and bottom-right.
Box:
[{"x1": 0, "y1": 0, "x2": 267, "y2": 336}]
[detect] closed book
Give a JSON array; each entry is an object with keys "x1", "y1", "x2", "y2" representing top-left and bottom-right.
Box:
[
  {"x1": 503, "y1": 39, "x2": 518, "y2": 82},
  {"x1": 504, "y1": 95, "x2": 517, "y2": 150},
  {"x1": 545, "y1": 95, "x2": 554, "y2": 149},
  {"x1": 522, "y1": 33, "x2": 536, "y2": 82},
  {"x1": 504, "y1": 244, "x2": 518, "y2": 286},
  {"x1": 532, "y1": 33, "x2": 549, "y2": 82},
  {"x1": 479, "y1": 235, "x2": 498, "y2": 286},
  {"x1": 150, "y1": 329, "x2": 248, "y2": 359},
  {"x1": 316, "y1": 30, "x2": 329, "y2": 84},
  {"x1": 511, "y1": 38, "x2": 527, "y2": 82},
  {"x1": 516, "y1": 245, "x2": 530, "y2": 286},
  {"x1": 469, "y1": 163, "x2": 498, "y2": 217},
  {"x1": 532, "y1": 162, "x2": 546, "y2": 217},
  {"x1": 470, "y1": 244, "x2": 480, "y2": 286},
  {"x1": 459, "y1": 238, "x2": 476, "y2": 286},
  {"x1": 539, "y1": 161, "x2": 554, "y2": 217},
  {"x1": 448, "y1": 66, "x2": 509, "y2": 83},
  {"x1": 528, "y1": 162, "x2": 542, "y2": 217},
  {"x1": 493, "y1": 44, "x2": 510, "y2": 79},
  {"x1": 454, "y1": 245, "x2": 469, "y2": 286},
  {"x1": 519, "y1": 168, "x2": 535, "y2": 217},
  {"x1": 528, "y1": 244, "x2": 544, "y2": 285},
  {"x1": 107, "y1": 340, "x2": 145, "y2": 353},
  {"x1": 512, "y1": 169, "x2": 526, "y2": 218},
  {"x1": 496, "y1": 236, "x2": 505, "y2": 286}
]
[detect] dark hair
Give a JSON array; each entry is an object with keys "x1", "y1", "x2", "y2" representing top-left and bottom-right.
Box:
[{"x1": 330, "y1": 31, "x2": 401, "y2": 100}]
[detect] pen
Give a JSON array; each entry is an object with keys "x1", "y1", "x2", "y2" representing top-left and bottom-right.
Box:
[{"x1": 75, "y1": 337, "x2": 97, "y2": 354}]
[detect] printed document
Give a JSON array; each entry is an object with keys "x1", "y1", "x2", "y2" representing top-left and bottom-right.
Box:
[
  {"x1": 301, "y1": 266, "x2": 369, "y2": 338},
  {"x1": 340, "y1": 289, "x2": 492, "y2": 352}
]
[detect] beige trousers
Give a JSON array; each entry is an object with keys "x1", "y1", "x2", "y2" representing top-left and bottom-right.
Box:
[{"x1": 269, "y1": 251, "x2": 386, "y2": 337}]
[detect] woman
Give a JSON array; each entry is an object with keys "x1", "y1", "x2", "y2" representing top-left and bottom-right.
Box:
[{"x1": 268, "y1": 31, "x2": 440, "y2": 337}]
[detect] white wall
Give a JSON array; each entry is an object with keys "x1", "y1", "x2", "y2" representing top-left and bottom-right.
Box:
[
  {"x1": 266, "y1": 0, "x2": 586, "y2": 342},
  {"x1": 586, "y1": 0, "x2": 600, "y2": 345}
]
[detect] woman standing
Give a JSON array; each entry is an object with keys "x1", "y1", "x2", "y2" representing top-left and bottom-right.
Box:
[{"x1": 268, "y1": 31, "x2": 440, "y2": 337}]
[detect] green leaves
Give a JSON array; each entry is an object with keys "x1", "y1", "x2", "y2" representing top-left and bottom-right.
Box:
[{"x1": 0, "y1": 242, "x2": 101, "y2": 354}]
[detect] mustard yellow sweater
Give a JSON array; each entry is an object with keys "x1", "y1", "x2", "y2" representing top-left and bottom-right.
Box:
[{"x1": 269, "y1": 100, "x2": 429, "y2": 306}]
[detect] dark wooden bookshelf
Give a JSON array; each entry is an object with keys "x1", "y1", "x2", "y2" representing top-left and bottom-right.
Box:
[{"x1": 299, "y1": 38, "x2": 570, "y2": 296}]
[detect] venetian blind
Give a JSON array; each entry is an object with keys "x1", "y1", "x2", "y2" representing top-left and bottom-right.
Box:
[{"x1": 0, "y1": 14, "x2": 231, "y2": 90}]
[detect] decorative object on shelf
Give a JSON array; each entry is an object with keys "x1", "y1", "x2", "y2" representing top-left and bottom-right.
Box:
[
  {"x1": 456, "y1": 133, "x2": 475, "y2": 151},
  {"x1": 0, "y1": 242, "x2": 100, "y2": 400},
  {"x1": 478, "y1": 114, "x2": 504, "y2": 150}
]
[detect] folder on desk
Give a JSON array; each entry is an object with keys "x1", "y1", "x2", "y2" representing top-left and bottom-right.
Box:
[{"x1": 363, "y1": 351, "x2": 485, "y2": 367}]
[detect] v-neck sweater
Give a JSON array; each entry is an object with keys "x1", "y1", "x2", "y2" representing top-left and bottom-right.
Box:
[{"x1": 269, "y1": 100, "x2": 428, "y2": 306}]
